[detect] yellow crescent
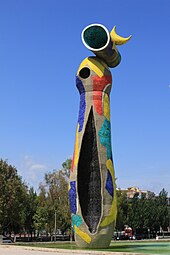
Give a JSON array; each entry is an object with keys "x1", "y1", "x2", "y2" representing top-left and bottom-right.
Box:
[{"x1": 110, "y1": 26, "x2": 132, "y2": 45}]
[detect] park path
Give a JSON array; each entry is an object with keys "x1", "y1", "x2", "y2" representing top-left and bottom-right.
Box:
[
  {"x1": 0, "y1": 245, "x2": 154, "y2": 255},
  {"x1": 0, "y1": 245, "x2": 73, "y2": 255}
]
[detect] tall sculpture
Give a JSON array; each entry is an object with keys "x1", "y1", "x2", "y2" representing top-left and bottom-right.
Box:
[{"x1": 69, "y1": 24, "x2": 131, "y2": 248}]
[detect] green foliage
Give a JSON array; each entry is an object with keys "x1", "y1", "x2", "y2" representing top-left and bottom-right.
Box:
[
  {"x1": 33, "y1": 159, "x2": 72, "y2": 235},
  {"x1": 116, "y1": 188, "x2": 170, "y2": 233},
  {"x1": 0, "y1": 158, "x2": 71, "y2": 236},
  {"x1": 33, "y1": 206, "x2": 48, "y2": 234},
  {"x1": 116, "y1": 190, "x2": 128, "y2": 230},
  {"x1": 1, "y1": 157, "x2": 169, "y2": 238},
  {"x1": 0, "y1": 159, "x2": 29, "y2": 234},
  {"x1": 62, "y1": 158, "x2": 72, "y2": 179},
  {"x1": 156, "y1": 189, "x2": 169, "y2": 230},
  {"x1": 24, "y1": 187, "x2": 37, "y2": 237}
]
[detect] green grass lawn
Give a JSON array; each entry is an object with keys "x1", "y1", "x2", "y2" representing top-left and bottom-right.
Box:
[{"x1": 17, "y1": 240, "x2": 170, "y2": 254}]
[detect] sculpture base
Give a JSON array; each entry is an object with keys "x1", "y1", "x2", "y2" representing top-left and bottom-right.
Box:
[{"x1": 75, "y1": 222, "x2": 114, "y2": 248}]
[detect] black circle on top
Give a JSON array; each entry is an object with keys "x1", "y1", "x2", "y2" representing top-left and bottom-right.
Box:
[{"x1": 79, "y1": 67, "x2": 90, "y2": 79}]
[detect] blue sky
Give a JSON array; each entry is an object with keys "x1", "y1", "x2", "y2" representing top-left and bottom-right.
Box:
[{"x1": 0, "y1": 0, "x2": 170, "y2": 195}]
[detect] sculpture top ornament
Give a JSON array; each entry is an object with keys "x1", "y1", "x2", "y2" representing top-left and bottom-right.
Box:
[
  {"x1": 69, "y1": 23, "x2": 131, "y2": 248},
  {"x1": 81, "y1": 23, "x2": 131, "y2": 67}
]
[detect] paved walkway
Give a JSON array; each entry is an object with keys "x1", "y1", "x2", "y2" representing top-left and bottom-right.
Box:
[
  {"x1": 0, "y1": 246, "x2": 72, "y2": 255},
  {"x1": 0, "y1": 245, "x2": 154, "y2": 255}
]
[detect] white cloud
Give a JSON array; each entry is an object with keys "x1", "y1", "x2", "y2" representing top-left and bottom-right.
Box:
[
  {"x1": 30, "y1": 163, "x2": 47, "y2": 171},
  {"x1": 18, "y1": 156, "x2": 48, "y2": 191}
]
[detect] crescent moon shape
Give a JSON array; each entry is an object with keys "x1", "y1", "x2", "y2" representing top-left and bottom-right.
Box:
[{"x1": 110, "y1": 26, "x2": 132, "y2": 45}]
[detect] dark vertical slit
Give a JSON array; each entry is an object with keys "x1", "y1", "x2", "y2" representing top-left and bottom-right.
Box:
[{"x1": 78, "y1": 107, "x2": 101, "y2": 233}]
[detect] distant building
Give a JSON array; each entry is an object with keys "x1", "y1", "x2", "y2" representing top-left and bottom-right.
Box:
[{"x1": 120, "y1": 186, "x2": 155, "y2": 199}]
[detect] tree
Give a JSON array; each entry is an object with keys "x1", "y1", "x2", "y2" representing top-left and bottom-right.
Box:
[
  {"x1": 116, "y1": 190, "x2": 128, "y2": 230},
  {"x1": 33, "y1": 184, "x2": 49, "y2": 237},
  {"x1": 34, "y1": 159, "x2": 72, "y2": 238},
  {"x1": 115, "y1": 187, "x2": 170, "y2": 237},
  {"x1": 62, "y1": 159, "x2": 72, "y2": 179},
  {"x1": 44, "y1": 169, "x2": 70, "y2": 235},
  {"x1": 127, "y1": 193, "x2": 140, "y2": 230},
  {"x1": 143, "y1": 195, "x2": 158, "y2": 231},
  {"x1": 33, "y1": 207, "x2": 48, "y2": 237},
  {"x1": 156, "y1": 189, "x2": 169, "y2": 231},
  {"x1": 0, "y1": 159, "x2": 28, "y2": 234},
  {"x1": 24, "y1": 187, "x2": 37, "y2": 239}
]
